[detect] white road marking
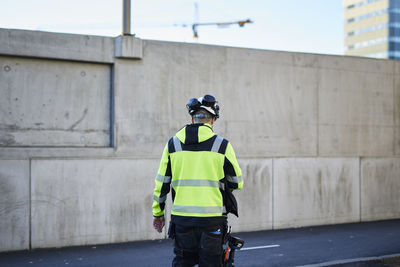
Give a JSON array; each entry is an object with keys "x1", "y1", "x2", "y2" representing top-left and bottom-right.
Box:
[{"x1": 239, "y1": 244, "x2": 280, "y2": 251}]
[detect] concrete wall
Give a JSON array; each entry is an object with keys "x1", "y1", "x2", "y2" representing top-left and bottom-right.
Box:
[
  {"x1": 31, "y1": 159, "x2": 162, "y2": 248},
  {"x1": 395, "y1": 63, "x2": 400, "y2": 155},
  {"x1": 361, "y1": 158, "x2": 400, "y2": 221},
  {"x1": 0, "y1": 28, "x2": 399, "y2": 252},
  {"x1": 273, "y1": 158, "x2": 360, "y2": 228},
  {"x1": 0, "y1": 160, "x2": 29, "y2": 251},
  {"x1": 0, "y1": 56, "x2": 111, "y2": 147}
]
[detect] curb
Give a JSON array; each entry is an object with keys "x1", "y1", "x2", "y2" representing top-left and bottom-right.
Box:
[{"x1": 295, "y1": 253, "x2": 400, "y2": 267}]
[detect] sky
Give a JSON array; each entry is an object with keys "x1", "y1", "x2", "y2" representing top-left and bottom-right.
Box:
[{"x1": 0, "y1": 0, "x2": 344, "y2": 56}]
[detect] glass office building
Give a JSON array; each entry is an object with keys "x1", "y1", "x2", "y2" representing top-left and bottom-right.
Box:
[{"x1": 344, "y1": 0, "x2": 400, "y2": 59}]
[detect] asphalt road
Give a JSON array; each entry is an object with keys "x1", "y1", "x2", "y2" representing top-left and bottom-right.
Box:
[{"x1": 1, "y1": 219, "x2": 400, "y2": 267}]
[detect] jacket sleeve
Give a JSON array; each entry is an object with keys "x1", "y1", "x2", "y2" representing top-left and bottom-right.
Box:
[
  {"x1": 152, "y1": 142, "x2": 172, "y2": 217},
  {"x1": 223, "y1": 142, "x2": 243, "y2": 190}
]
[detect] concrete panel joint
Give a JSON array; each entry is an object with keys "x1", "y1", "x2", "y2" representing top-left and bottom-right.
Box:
[{"x1": 115, "y1": 35, "x2": 143, "y2": 59}]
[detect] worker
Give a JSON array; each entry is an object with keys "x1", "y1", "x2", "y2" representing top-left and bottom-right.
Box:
[{"x1": 152, "y1": 94, "x2": 243, "y2": 266}]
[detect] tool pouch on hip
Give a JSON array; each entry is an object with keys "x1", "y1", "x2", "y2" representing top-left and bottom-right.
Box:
[{"x1": 168, "y1": 222, "x2": 176, "y2": 239}]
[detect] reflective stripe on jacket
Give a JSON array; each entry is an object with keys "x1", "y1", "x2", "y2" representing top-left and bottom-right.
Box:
[{"x1": 152, "y1": 123, "x2": 242, "y2": 218}]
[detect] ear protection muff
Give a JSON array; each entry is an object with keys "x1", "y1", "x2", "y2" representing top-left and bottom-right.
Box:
[{"x1": 186, "y1": 94, "x2": 219, "y2": 118}]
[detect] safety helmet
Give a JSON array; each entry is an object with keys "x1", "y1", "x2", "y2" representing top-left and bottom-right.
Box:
[{"x1": 186, "y1": 94, "x2": 220, "y2": 118}]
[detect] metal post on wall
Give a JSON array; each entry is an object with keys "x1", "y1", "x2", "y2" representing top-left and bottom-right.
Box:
[{"x1": 123, "y1": 0, "x2": 131, "y2": 35}]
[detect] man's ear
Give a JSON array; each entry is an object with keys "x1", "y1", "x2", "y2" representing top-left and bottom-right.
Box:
[{"x1": 210, "y1": 118, "x2": 215, "y2": 126}]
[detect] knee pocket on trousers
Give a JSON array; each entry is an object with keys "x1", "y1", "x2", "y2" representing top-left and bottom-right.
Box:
[
  {"x1": 200, "y1": 231, "x2": 223, "y2": 256},
  {"x1": 174, "y1": 247, "x2": 198, "y2": 258}
]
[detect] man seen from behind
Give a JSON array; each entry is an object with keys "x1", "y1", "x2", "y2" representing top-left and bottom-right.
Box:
[{"x1": 152, "y1": 94, "x2": 243, "y2": 267}]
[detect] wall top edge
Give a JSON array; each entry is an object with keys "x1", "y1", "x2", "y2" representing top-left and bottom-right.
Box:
[
  {"x1": 144, "y1": 38, "x2": 347, "y2": 58},
  {"x1": 1, "y1": 28, "x2": 345, "y2": 60},
  {"x1": 0, "y1": 28, "x2": 115, "y2": 63},
  {"x1": 143, "y1": 39, "x2": 394, "y2": 74},
  {"x1": 1, "y1": 28, "x2": 396, "y2": 71}
]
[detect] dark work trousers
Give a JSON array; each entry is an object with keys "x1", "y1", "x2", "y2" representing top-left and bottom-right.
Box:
[{"x1": 172, "y1": 224, "x2": 224, "y2": 267}]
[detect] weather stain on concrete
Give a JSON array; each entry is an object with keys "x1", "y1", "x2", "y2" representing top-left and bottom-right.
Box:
[
  {"x1": 0, "y1": 178, "x2": 27, "y2": 215},
  {"x1": 68, "y1": 108, "x2": 88, "y2": 131},
  {"x1": 0, "y1": 124, "x2": 18, "y2": 131},
  {"x1": 0, "y1": 133, "x2": 17, "y2": 146}
]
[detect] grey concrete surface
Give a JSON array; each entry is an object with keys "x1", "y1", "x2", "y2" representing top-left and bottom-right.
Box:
[
  {"x1": 273, "y1": 158, "x2": 360, "y2": 228},
  {"x1": 30, "y1": 159, "x2": 163, "y2": 249},
  {"x1": 318, "y1": 65, "x2": 394, "y2": 156},
  {"x1": 229, "y1": 159, "x2": 273, "y2": 232},
  {"x1": 361, "y1": 158, "x2": 400, "y2": 221},
  {"x1": 221, "y1": 48, "x2": 319, "y2": 157},
  {"x1": 0, "y1": 56, "x2": 111, "y2": 147},
  {"x1": 395, "y1": 62, "x2": 400, "y2": 156},
  {"x1": 115, "y1": 35, "x2": 143, "y2": 59},
  {"x1": 114, "y1": 41, "x2": 319, "y2": 157},
  {"x1": 0, "y1": 160, "x2": 29, "y2": 251},
  {"x1": 113, "y1": 41, "x2": 398, "y2": 158},
  {"x1": 1, "y1": 28, "x2": 398, "y2": 157},
  {"x1": 1, "y1": 28, "x2": 400, "y2": 251},
  {"x1": 114, "y1": 41, "x2": 230, "y2": 156},
  {"x1": 1, "y1": 219, "x2": 400, "y2": 267},
  {"x1": 0, "y1": 29, "x2": 115, "y2": 63}
]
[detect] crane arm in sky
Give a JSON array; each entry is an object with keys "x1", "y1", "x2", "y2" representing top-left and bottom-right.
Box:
[{"x1": 191, "y1": 19, "x2": 253, "y2": 38}]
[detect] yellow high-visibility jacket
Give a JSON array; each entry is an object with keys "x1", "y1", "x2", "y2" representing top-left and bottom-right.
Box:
[{"x1": 152, "y1": 123, "x2": 243, "y2": 219}]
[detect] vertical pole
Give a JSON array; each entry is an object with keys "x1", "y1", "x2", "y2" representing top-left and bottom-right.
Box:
[{"x1": 123, "y1": 0, "x2": 131, "y2": 35}]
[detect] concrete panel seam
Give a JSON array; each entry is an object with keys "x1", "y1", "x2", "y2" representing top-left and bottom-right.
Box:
[
  {"x1": 318, "y1": 60, "x2": 392, "y2": 74},
  {"x1": 1, "y1": 146, "x2": 115, "y2": 149},
  {"x1": 393, "y1": 64, "x2": 396, "y2": 156},
  {"x1": 0, "y1": 53, "x2": 114, "y2": 65},
  {"x1": 272, "y1": 158, "x2": 275, "y2": 230},
  {"x1": 359, "y1": 157, "x2": 362, "y2": 223},
  {"x1": 28, "y1": 157, "x2": 163, "y2": 161},
  {"x1": 255, "y1": 59, "x2": 392, "y2": 74},
  {"x1": 29, "y1": 158, "x2": 32, "y2": 250},
  {"x1": 109, "y1": 65, "x2": 115, "y2": 148},
  {"x1": 316, "y1": 68, "x2": 320, "y2": 157},
  {"x1": 115, "y1": 122, "x2": 119, "y2": 152},
  {"x1": 258, "y1": 156, "x2": 368, "y2": 160},
  {"x1": 0, "y1": 148, "x2": 117, "y2": 160}
]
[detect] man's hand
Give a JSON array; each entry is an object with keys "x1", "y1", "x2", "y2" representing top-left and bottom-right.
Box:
[{"x1": 153, "y1": 216, "x2": 165, "y2": 233}]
